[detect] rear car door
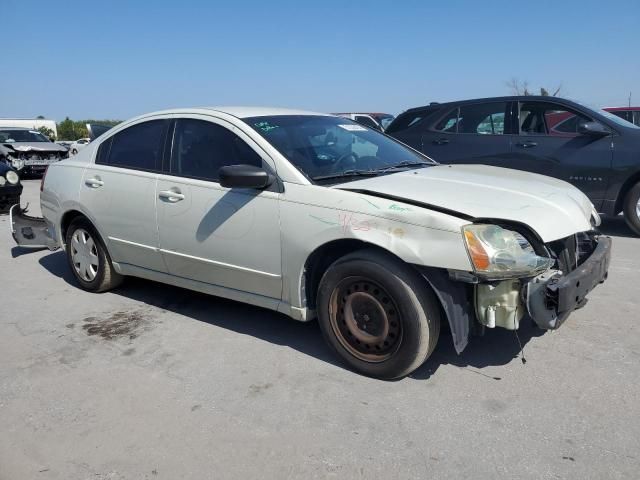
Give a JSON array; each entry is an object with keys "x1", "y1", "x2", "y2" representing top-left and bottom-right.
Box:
[
  {"x1": 155, "y1": 116, "x2": 282, "y2": 299},
  {"x1": 420, "y1": 101, "x2": 514, "y2": 166},
  {"x1": 80, "y1": 119, "x2": 169, "y2": 272},
  {"x1": 512, "y1": 100, "x2": 612, "y2": 206}
]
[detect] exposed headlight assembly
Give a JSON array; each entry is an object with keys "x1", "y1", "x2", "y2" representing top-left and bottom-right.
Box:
[
  {"x1": 5, "y1": 170, "x2": 19, "y2": 185},
  {"x1": 0, "y1": 176, "x2": 5, "y2": 186},
  {"x1": 462, "y1": 224, "x2": 553, "y2": 279}
]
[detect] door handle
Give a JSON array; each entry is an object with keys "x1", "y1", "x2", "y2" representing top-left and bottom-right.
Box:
[
  {"x1": 516, "y1": 141, "x2": 538, "y2": 148},
  {"x1": 85, "y1": 177, "x2": 104, "y2": 188},
  {"x1": 158, "y1": 190, "x2": 185, "y2": 202},
  {"x1": 434, "y1": 138, "x2": 450, "y2": 145}
]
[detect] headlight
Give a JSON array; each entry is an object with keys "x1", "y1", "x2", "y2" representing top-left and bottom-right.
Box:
[
  {"x1": 0, "y1": 176, "x2": 5, "y2": 186},
  {"x1": 462, "y1": 224, "x2": 553, "y2": 278},
  {"x1": 5, "y1": 170, "x2": 19, "y2": 185},
  {"x1": 11, "y1": 158, "x2": 25, "y2": 170}
]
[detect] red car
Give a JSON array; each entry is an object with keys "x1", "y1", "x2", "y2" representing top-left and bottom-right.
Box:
[{"x1": 604, "y1": 107, "x2": 640, "y2": 126}]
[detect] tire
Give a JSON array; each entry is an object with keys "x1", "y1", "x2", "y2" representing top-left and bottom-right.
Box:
[
  {"x1": 623, "y1": 182, "x2": 640, "y2": 236},
  {"x1": 71, "y1": 149, "x2": 78, "y2": 155},
  {"x1": 65, "y1": 217, "x2": 123, "y2": 292},
  {"x1": 316, "y1": 249, "x2": 440, "y2": 380}
]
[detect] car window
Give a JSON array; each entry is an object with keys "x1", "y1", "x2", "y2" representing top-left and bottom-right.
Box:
[
  {"x1": 170, "y1": 119, "x2": 262, "y2": 182},
  {"x1": 520, "y1": 102, "x2": 590, "y2": 137},
  {"x1": 354, "y1": 116, "x2": 380, "y2": 130},
  {"x1": 385, "y1": 110, "x2": 431, "y2": 133},
  {"x1": 457, "y1": 102, "x2": 508, "y2": 135},
  {"x1": 99, "y1": 120, "x2": 166, "y2": 171},
  {"x1": 634, "y1": 111, "x2": 640, "y2": 127},
  {"x1": 434, "y1": 108, "x2": 459, "y2": 132}
]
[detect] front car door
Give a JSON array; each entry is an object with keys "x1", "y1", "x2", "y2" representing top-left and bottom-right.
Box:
[
  {"x1": 80, "y1": 119, "x2": 169, "y2": 272},
  {"x1": 512, "y1": 100, "x2": 613, "y2": 207},
  {"x1": 420, "y1": 101, "x2": 514, "y2": 166},
  {"x1": 155, "y1": 115, "x2": 282, "y2": 300}
]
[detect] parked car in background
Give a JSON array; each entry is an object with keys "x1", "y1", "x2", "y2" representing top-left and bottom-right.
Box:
[
  {"x1": 10, "y1": 107, "x2": 610, "y2": 379},
  {"x1": 386, "y1": 96, "x2": 640, "y2": 235},
  {"x1": 55, "y1": 140, "x2": 73, "y2": 149},
  {"x1": 0, "y1": 163, "x2": 22, "y2": 211},
  {"x1": 0, "y1": 127, "x2": 69, "y2": 177},
  {"x1": 69, "y1": 138, "x2": 91, "y2": 155},
  {"x1": 604, "y1": 106, "x2": 640, "y2": 127},
  {"x1": 333, "y1": 112, "x2": 395, "y2": 131}
]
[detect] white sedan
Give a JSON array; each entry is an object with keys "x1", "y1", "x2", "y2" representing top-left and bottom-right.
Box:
[
  {"x1": 10, "y1": 107, "x2": 611, "y2": 379},
  {"x1": 69, "y1": 137, "x2": 90, "y2": 155}
]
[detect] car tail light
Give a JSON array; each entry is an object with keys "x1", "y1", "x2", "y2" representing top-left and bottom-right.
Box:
[{"x1": 40, "y1": 167, "x2": 48, "y2": 192}]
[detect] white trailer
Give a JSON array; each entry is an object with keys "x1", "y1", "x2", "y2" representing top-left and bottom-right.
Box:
[{"x1": 0, "y1": 118, "x2": 57, "y2": 138}]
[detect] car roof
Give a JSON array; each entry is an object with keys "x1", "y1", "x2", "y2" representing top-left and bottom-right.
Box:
[
  {"x1": 401, "y1": 96, "x2": 582, "y2": 113},
  {"x1": 137, "y1": 106, "x2": 331, "y2": 120}
]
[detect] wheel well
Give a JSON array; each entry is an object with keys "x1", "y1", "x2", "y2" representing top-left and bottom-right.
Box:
[
  {"x1": 614, "y1": 171, "x2": 640, "y2": 214},
  {"x1": 60, "y1": 210, "x2": 87, "y2": 242},
  {"x1": 303, "y1": 239, "x2": 419, "y2": 310}
]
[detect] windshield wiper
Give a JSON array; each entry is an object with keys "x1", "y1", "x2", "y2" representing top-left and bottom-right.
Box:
[
  {"x1": 372, "y1": 160, "x2": 432, "y2": 173},
  {"x1": 312, "y1": 169, "x2": 380, "y2": 181}
]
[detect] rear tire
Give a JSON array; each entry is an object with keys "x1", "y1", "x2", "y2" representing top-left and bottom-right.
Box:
[
  {"x1": 623, "y1": 182, "x2": 640, "y2": 236},
  {"x1": 65, "y1": 217, "x2": 123, "y2": 292},
  {"x1": 316, "y1": 249, "x2": 440, "y2": 380}
]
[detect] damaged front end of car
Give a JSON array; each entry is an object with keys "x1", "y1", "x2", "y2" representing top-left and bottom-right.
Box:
[
  {"x1": 10, "y1": 204, "x2": 59, "y2": 250},
  {"x1": 419, "y1": 222, "x2": 611, "y2": 354},
  {"x1": 1, "y1": 145, "x2": 68, "y2": 175}
]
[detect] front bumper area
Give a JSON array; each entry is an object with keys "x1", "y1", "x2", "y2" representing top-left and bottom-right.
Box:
[
  {"x1": 526, "y1": 236, "x2": 611, "y2": 329},
  {"x1": 0, "y1": 184, "x2": 23, "y2": 211},
  {"x1": 9, "y1": 204, "x2": 59, "y2": 250}
]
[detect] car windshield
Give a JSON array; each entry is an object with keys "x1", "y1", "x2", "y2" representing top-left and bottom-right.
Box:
[
  {"x1": 244, "y1": 115, "x2": 434, "y2": 182},
  {"x1": 0, "y1": 129, "x2": 51, "y2": 143},
  {"x1": 575, "y1": 102, "x2": 640, "y2": 129}
]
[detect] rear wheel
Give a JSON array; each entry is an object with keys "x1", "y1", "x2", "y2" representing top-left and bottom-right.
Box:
[
  {"x1": 65, "y1": 218, "x2": 123, "y2": 292},
  {"x1": 317, "y1": 249, "x2": 440, "y2": 379},
  {"x1": 623, "y1": 182, "x2": 640, "y2": 236}
]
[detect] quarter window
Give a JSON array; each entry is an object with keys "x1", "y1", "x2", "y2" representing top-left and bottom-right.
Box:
[
  {"x1": 170, "y1": 119, "x2": 262, "y2": 182},
  {"x1": 98, "y1": 120, "x2": 166, "y2": 171}
]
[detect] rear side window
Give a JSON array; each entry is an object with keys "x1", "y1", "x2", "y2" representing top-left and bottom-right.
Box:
[
  {"x1": 458, "y1": 102, "x2": 507, "y2": 134},
  {"x1": 385, "y1": 109, "x2": 434, "y2": 133},
  {"x1": 170, "y1": 119, "x2": 262, "y2": 182},
  {"x1": 97, "y1": 120, "x2": 166, "y2": 171}
]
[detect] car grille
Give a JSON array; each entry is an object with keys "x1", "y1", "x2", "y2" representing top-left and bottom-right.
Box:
[{"x1": 546, "y1": 232, "x2": 598, "y2": 273}]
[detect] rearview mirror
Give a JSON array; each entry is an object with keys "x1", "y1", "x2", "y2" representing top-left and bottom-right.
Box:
[
  {"x1": 578, "y1": 121, "x2": 610, "y2": 137},
  {"x1": 218, "y1": 164, "x2": 274, "y2": 189}
]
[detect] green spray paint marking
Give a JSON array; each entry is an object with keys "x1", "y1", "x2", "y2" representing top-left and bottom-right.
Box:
[
  {"x1": 309, "y1": 214, "x2": 339, "y2": 226},
  {"x1": 389, "y1": 204, "x2": 411, "y2": 212}
]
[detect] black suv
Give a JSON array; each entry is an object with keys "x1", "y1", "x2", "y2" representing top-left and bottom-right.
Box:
[{"x1": 386, "y1": 96, "x2": 640, "y2": 235}]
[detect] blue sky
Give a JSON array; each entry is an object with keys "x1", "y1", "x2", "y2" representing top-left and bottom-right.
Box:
[{"x1": 3, "y1": 0, "x2": 639, "y2": 121}]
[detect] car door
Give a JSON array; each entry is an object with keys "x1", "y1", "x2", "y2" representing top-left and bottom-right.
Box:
[
  {"x1": 420, "y1": 101, "x2": 514, "y2": 166},
  {"x1": 80, "y1": 119, "x2": 169, "y2": 272},
  {"x1": 511, "y1": 100, "x2": 612, "y2": 206},
  {"x1": 156, "y1": 116, "x2": 282, "y2": 299}
]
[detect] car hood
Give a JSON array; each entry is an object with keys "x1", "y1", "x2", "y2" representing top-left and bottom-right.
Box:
[
  {"x1": 0, "y1": 142, "x2": 68, "y2": 153},
  {"x1": 335, "y1": 164, "x2": 594, "y2": 242}
]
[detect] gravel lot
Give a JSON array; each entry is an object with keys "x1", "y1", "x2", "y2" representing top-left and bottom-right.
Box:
[{"x1": 1, "y1": 179, "x2": 639, "y2": 480}]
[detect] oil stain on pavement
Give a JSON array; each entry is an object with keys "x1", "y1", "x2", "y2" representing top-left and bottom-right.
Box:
[{"x1": 82, "y1": 310, "x2": 152, "y2": 341}]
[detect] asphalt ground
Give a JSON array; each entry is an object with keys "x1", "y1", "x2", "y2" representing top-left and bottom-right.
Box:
[{"x1": 1, "y1": 180, "x2": 638, "y2": 479}]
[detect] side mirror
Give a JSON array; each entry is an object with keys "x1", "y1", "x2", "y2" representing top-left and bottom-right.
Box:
[
  {"x1": 578, "y1": 121, "x2": 609, "y2": 137},
  {"x1": 218, "y1": 164, "x2": 274, "y2": 189}
]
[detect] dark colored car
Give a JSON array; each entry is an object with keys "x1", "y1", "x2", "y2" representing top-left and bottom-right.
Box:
[
  {"x1": 386, "y1": 96, "x2": 640, "y2": 235},
  {"x1": 333, "y1": 113, "x2": 395, "y2": 131},
  {"x1": 0, "y1": 163, "x2": 22, "y2": 211},
  {"x1": 604, "y1": 107, "x2": 640, "y2": 127}
]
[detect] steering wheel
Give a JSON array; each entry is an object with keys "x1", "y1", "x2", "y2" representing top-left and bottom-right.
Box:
[{"x1": 332, "y1": 152, "x2": 359, "y2": 172}]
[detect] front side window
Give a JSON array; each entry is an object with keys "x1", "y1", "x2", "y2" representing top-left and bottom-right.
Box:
[
  {"x1": 519, "y1": 102, "x2": 590, "y2": 137},
  {"x1": 457, "y1": 102, "x2": 508, "y2": 135},
  {"x1": 434, "y1": 108, "x2": 459, "y2": 132},
  {"x1": 245, "y1": 115, "x2": 434, "y2": 182},
  {"x1": 99, "y1": 120, "x2": 166, "y2": 171},
  {"x1": 170, "y1": 119, "x2": 262, "y2": 182}
]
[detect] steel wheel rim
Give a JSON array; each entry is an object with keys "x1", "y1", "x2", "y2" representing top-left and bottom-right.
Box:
[
  {"x1": 70, "y1": 228, "x2": 99, "y2": 282},
  {"x1": 328, "y1": 277, "x2": 402, "y2": 362}
]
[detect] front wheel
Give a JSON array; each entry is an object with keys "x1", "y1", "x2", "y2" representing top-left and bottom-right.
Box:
[
  {"x1": 623, "y1": 182, "x2": 640, "y2": 236},
  {"x1": 66, "y1": 218, "x2": 123, "y2": 292},
  {"x1": 317, "y1": 249, "x2": 440, "y2": 379}
]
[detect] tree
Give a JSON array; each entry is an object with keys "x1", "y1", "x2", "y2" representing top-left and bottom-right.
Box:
[
  {"x1": 37, "y1": 126, "x2": 56, "y2": 141},
  {"x1": 57, "y1": 117, "x2": 77, "y2": 140},
  {"x1": 506, "y1": 78, "x2": 562, "y2": 96},
  {"x1": 56, "y1": 117, "x2": 121, "y2": 140}
]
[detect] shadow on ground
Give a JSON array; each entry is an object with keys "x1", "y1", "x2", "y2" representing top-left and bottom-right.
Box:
[{"x1": 40, "y1": 250, "x2": 545, "y2": 381}]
